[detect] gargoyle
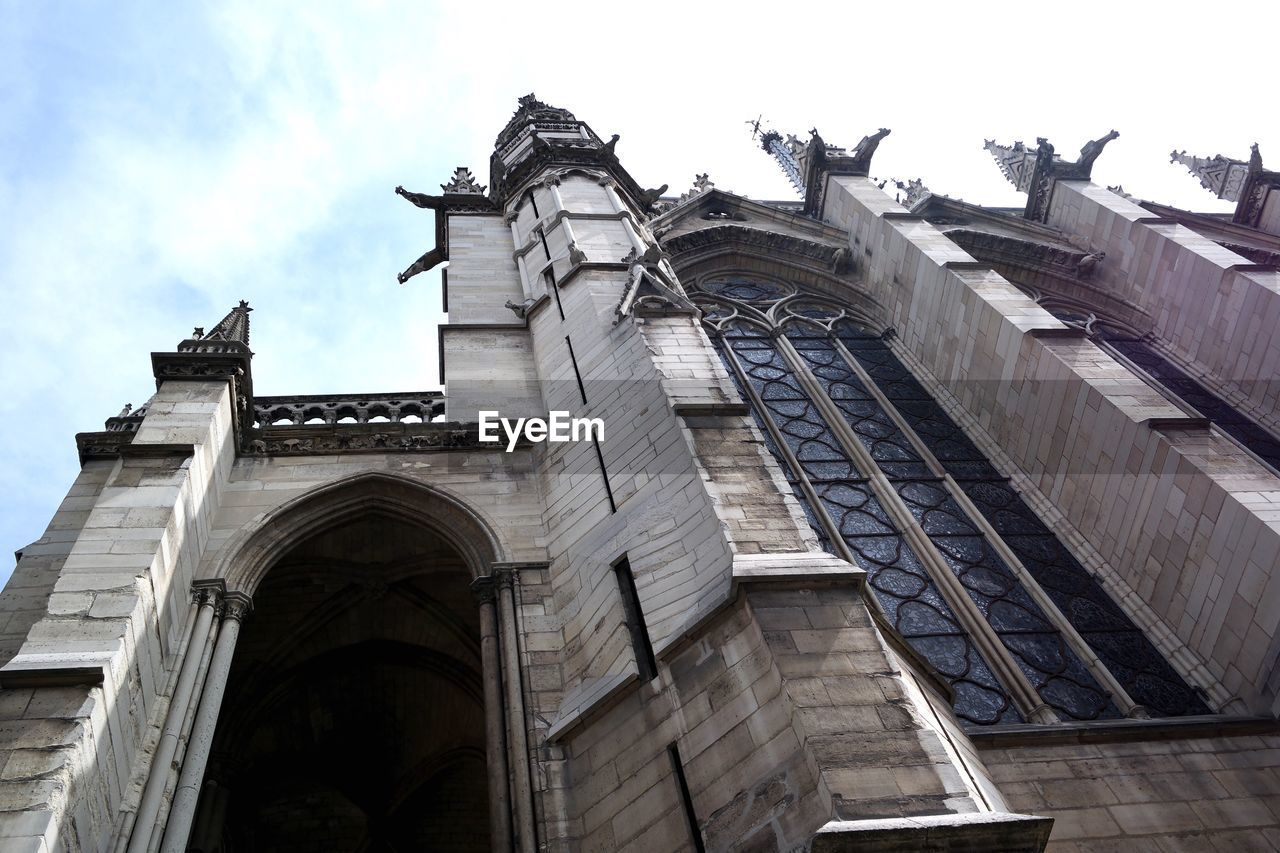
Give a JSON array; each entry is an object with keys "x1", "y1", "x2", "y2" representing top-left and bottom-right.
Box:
[
  {"x1": 398, "y1": 247, "x2": 443, "y2": 284},
  {"x1": 603, "y1": 134, "x2": 619, "y2": 157},
  {"x1": 505, "y1": 297, "x2": 537, "y2": 319},
  {"x1": 849, "y1": 128, "x2": 891, "y2": 172},
  {"x1": 639, "y1": 185, "x2": 669, "y2": 207},
  {"x1": 395, "y1": 185, "x2": 435, "y2": 208},
  {"x1": 1078, "y1": 130, "x2": 1120, "y2": 169},
  {"x1": 1074, "y1": 251, "x2": 1105, "y2": 278}
]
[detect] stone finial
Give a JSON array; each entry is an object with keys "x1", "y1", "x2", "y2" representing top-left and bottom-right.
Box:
[
  {"x1": 190, "y1": 301, "x2": 252, "y2": 347},
  {"x1": 1169, "y1": 145, "x2": 1259, "y2": 201},
  {"x1": 441, "y1": 167, "x2": 486, "y2": 195},
  {"x1": 986, "y1": 132, "x2": 1119, "y2": 221},
  {"x1": 985, "y1": 139, "x2": 1038, "y2": 192},
  {"x1": 892, "y1": 178, "x2": 930, "y2": 208}
]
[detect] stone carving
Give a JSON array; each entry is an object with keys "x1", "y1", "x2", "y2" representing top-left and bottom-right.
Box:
[
  {"x1": 602, "y1": 134, "x2": 619, "y2": 157},
  {"x1": 441, "y1": 167, "x2": 486, "y2": 195},
  {"x1": 1078, "y1": 130, "x2": 1120, "y2": 170},
  {"x1": 663, "y1": 224, "x2": 845, "y2": 269},
  {"x1": 1074, "y1": 251, "x2": 1105, "y2": 279},
  {"x1": 849, "y1": 128, "x2": 891, "y2": 173},
  {"x1": 255, "y1": 393, "x2": 445, "y2": 427},
  {"x1": 395, "y1": 185, "x2": 435, "y2": 208},
  {"x1": 639, "y1": 185, "x2": 670, "y2": 206},
  {"x1": 398, "y1": 251, "x2": 436, "y2": 284},
  {"x1": 892, "y1": 178, "x2": 930, "y2": 208},
  {"x1": 506, "y1": 297, "x2": 537, "y2": 319},
  {"x1": 241, "y1": 422, "x2": 484, "y2": 455},
  {"x1": 831, "y1": 247, "x2": 853, "y2": 276},
  {"x1": 1169, "y1": 146, "x2": 1256, "y2": 201},
  {"x1": 568, "y1": 241, "x2": 588, "y2": 266},
  {"x1": 986, "y1": 131, "x2": 1120, "y2": 221},
  {"x1": 117, "y1": 404, "x2": 133, "y2": 418},
  {"x1": 615, "y1": 243, "x2": 696, "y2": 322}
]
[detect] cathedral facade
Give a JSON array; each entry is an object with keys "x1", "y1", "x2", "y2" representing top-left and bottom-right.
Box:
[{"x1": 2, "y1": 96, "x2": 1280, "y2": 851}]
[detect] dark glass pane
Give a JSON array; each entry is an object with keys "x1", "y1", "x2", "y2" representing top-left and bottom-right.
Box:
[
  {"x1": 702, "y1": 275, "x2": 790, "y2": 303},
  {"x1": 1102, "y1": 333, "x2": 1280, "y2": 474},
  {"x1": 712, "y1": 336, "x2": 1020, "y2": 725},
  {"x1": 842, "y1": 324, "x2": 1210, "y2": 718}
]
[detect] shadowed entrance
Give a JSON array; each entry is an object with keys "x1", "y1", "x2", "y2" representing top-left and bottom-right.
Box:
[{"x1": 193, "y1": 514, "x2": 489, "y2": 852}]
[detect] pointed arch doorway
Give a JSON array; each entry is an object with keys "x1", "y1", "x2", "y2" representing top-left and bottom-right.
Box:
[
  {"x1": 156, "y1": 475, "x2": 532, "y2": 853},
  {"x1": 196, "y1": 514, "x2": 488, "y2": 851}
]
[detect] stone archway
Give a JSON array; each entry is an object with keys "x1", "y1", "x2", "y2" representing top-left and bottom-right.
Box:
[
  {"x1": 196, "y1": 513, "x2": 489, "y2": 852},
  {"x1": 146, "y1": 474, "x2": 535, "y2": 853}
]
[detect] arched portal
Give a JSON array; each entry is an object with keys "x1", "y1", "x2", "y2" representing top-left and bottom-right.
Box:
[
  {"x1": 158, "y1": 474, "x2": 525, "y2": 853},
  {"x1": 195, "y1": 515, "x2": 488, "y2": 851}
]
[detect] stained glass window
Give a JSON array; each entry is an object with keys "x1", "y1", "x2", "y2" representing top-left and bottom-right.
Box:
[{"x1": 695, "y1": 275, "x2": 1212, "y2": 725}]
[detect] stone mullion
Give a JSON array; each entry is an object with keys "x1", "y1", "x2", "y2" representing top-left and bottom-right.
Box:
[
  {"x1": 827, "y1": 335, "x2": 1144, "y2": 718},
  {"x1": 711, "y1": 332, "x2": 861, "y2": 571},
  {"x1": 775, "y1": 333, "x2": 1057, "y2": 724}
]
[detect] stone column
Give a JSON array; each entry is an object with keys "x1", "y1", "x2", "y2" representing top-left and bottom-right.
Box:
[
  {"x1": 472, "y1": 575, "x2": 513, "y2": 853},
  {"x1": 159, "y1": 591, "x2": 252, "y2": 853},
  {"x1": 494, "y1": 566, "x2": 537, "y2": 852},
  {"x1": 125, "y1": 585, "x2": 220, "y2": 853}
]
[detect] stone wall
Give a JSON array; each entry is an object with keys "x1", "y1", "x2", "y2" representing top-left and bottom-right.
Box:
[
  {"x1": 980, "y1": 732, "x2": 1280, "y2": 851},
  {"x1": 822, "y1": 175, "x2": 1280, "y2": 714}
]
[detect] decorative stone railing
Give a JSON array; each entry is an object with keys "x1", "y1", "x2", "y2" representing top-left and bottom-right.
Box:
[{"x1": 252, "y1": 392, "x2": 445, "y2": 428}]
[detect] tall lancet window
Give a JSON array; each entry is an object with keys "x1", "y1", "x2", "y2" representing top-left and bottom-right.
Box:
[{"x1": 694, "y1": 275, "x2": 1211, "y2": 727}]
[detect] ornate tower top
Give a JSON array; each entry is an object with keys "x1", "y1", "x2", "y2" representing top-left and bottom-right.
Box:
[
  {"x1": 487, "y1": 94, "x2": 660, "y2": 211},
  {"x1": 494, "y1": 94, "x2": 578, "y2": 151}
]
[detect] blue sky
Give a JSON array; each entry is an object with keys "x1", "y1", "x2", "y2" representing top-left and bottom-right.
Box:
[{"x1": 0, "y1": 1, "x2": 1268, "y2": 586}]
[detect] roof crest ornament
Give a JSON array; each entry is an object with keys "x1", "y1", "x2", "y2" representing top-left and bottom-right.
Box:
[
  {"x1": 1169, "y1": 144, "x2": 1260, "y2": 201},
  {"x1": 984, "y1": 130, "x2": 1120, "y2": 221},
  {"x1": 441, "y1": 167, "x2": 486, "y2": 195}
]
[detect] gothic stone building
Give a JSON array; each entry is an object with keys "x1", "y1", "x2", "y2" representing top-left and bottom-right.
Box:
[{"x1": 2, "y1": 96, "x2": 1280, "y2": 852}]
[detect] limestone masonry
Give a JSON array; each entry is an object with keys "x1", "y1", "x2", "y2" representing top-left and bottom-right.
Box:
[{"x1": 2, "y1": 96, "x2": 1280, "y2": 851}]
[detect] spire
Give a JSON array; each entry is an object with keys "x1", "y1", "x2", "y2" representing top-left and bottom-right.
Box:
[
  {"x1": 759, "y1": 130, "x2": 808, "y2": 195},
  {"x1": 185, "y1": 300, "x2": 252, "y2": 349},
  {"x1": 1169, "y1": 145, "x2": 1259, "y2": 201}
]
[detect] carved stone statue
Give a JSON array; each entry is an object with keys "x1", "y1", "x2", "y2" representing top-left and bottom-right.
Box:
[{"x1": 117, "y1": 403, "x2": 133, "y2": 418}]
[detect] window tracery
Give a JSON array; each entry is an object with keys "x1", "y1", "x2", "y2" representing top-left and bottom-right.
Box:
[{"x1": 694, "y1": 273, "x2": 1212, "y2": 726}]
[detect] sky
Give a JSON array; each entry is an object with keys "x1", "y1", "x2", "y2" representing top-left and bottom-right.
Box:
[{"x1": 0, "y1": 1, "x2": 1273, "y2": 587}]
